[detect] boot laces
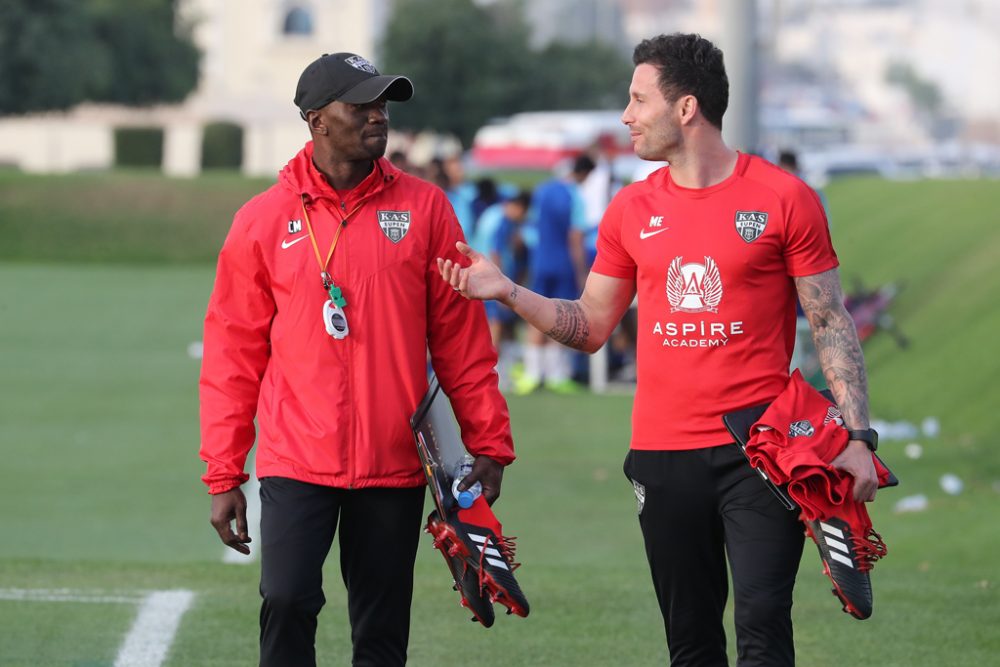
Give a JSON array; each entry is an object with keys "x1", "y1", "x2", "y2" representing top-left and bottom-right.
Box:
[
  {"x1": 498, "y1": 534, "x2": 521, "y2": 571},
  {"x1": 476, "y1": 534, "x2": 521, "y2": 572},
  {"x1": 852, "y1": 528, "x2": 887, "y2": 572}
]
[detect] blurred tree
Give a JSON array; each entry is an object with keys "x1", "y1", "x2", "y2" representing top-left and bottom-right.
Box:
[
  {"x1": 88, "y1": 0, "x2": 200, "y2": 106},
  {"x1": 0, "y1": 0, "x2": 104, "y2": 114},
  {"x1": 380, "y1": 0, "x2": 631, "y2": 147},
  {"x1": 885, "y1": 61, "x2": 943, "y2": 117},
  {"x1": 527, "y1": 40, "x2": 633, "y2": 112},
  {"x1": 0, "y1": 0, "x2": 199, "y2": 115},
  {"x1": 381, "y1": 0, "x2": 534, "y2": 146}
]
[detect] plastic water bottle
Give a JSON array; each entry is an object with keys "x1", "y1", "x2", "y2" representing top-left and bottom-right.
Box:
[{"x1": 451, "y1": 454, "x2": 482, "y2": 509}]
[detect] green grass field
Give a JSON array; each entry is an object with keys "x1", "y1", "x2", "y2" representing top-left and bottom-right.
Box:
[
  {"x1": 0, "y1": 174, "x2": 998, "y2": 665},
  {"x1": 0, "y1": 169, "x2": 270, "y2": 264}
]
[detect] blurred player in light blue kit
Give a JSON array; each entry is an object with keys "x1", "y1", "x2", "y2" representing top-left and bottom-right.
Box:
[
  {"x1": 483, "y1": 190, "x2": 531, "y2": 389},
  {"x1": 516, "y1": 155, "x2": 594, "y2": 395}
]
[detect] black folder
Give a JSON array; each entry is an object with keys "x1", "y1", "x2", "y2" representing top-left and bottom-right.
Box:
[{"x1": 722, "y1": 389, "x2": 898, "y2": 512}]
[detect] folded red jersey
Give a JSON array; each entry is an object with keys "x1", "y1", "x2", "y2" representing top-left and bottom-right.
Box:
[{"x1": 744, "y1": 370, "x2": 889, "y2": 619}]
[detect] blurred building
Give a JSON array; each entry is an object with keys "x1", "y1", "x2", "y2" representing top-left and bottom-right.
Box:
[
  {"x1": 523, "y1": 0, "x2": 629, "y2": 52},
  {"x1": 0, "y1": 0, "x2": 391, "y2": 176},
  {"x1": 2, "y1": 0, "x2": 998, "y2": 178},
  {"x1": 176, "y1": 0, "x2": 392, "y2": 175},
  {"x1": 618, "y1": 0, "x2": 1000, "y2": 177}
]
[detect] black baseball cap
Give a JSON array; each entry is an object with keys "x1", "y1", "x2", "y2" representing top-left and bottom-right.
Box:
[{"x1": 294, "y1": 52, "x2": 413, "y2": 116}]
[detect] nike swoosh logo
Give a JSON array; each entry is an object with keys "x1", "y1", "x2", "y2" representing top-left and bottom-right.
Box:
[
  {"x1": 281, "y1": 235, "x2": 308, "y2": 249},
  {"x1": 639, "y1": 227, "x2": 669, "y2": 240}
]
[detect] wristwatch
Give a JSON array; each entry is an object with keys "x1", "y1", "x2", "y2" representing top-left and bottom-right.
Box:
[{"x1": 847, "y1": 428, "x2": 878, "y2": 452}]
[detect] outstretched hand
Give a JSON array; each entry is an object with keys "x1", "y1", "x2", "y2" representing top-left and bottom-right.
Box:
[{"x1": 437, "y1": 241, "x2": 514, "y2": 303}]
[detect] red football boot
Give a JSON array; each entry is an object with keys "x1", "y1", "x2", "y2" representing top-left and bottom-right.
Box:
[
  {"x1": 425, "y1": 496, "x2": 529, "y2": 626},
  {"x1": 803, "y1": 500, "x2": 887, "y2": 620}
]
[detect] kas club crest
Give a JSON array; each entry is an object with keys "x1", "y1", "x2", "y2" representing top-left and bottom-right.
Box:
[
  {"x1": 666, "y1": 256, "x2": 723, "y2": 313},
  {"x1": 735, "y1": 210, "x2": 768, "y2": 243},
  {"x1": 377, "y1": 210, "x2": 411, "y2": 243},
  {"x1": 345, "y1": 55, "x2": 378, "y2": 74},
  {"x1": 789, "y1": 420, "x2": 815, "y2": 438}
]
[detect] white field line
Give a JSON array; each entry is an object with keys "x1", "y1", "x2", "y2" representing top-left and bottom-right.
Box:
[
  {"x1": 0, "y1": 588, "x2": 141, "y2": 604},
  {"x1": 113, "y1": 590, "x2": 195, "y2": 667},
  {"x1": 222, "y1": 460, "x2": 261, "y2": 564},
  {"x1": 0, "y1": 587, "x2": 195, "y2": 667}
]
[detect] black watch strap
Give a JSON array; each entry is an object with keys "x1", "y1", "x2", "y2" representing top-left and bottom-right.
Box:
[{"x1": 847, "y1": 428, "x2": 878, "y2": 451}]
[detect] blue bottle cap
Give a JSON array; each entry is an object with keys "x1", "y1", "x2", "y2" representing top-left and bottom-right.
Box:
[{"x1": 456, "y1": 490, "x2": 476, "y2": 509}]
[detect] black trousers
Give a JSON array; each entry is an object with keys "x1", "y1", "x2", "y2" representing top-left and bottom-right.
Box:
[
  {"x1": 258, "y1": 477, "x2": 426, "y2": 667},
  {"x1": 624, "y1": 445, "x2": 805, "y2": 667}
]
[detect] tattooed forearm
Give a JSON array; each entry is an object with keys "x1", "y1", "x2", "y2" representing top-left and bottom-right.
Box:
[
  {"x1": 796, "y1": 271, "x2": 870, "y2": 428},
  {"x1": 544, "y1": 300, "x2": 591, "y2": 350},
  {"x1": 814, "y1": 315, "x2": 870, "y2": 427}
]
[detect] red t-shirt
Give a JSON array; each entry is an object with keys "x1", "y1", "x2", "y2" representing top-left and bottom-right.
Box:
[{"x1": 593, "y1": 152, "x2": 838, "y2": 449}]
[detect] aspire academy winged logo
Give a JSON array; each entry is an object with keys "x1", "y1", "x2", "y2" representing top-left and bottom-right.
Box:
[{"x1": 666, "y1": 256, "x2": 723, "y2": 313}]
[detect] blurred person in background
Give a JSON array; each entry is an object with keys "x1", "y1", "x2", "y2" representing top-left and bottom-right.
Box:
[
  {"x1": 778, "y1": 148, "x2": 829, "y2": 214},
  {"x1": 439, "y1": 33, "x2": 878, "y2": 667},
  {"x1": 468, "y1": 175, "x2": 518, "y2": 259},
  {"x1": 388, "y1": 148, "x2": 415, "y2": 174},
  {"x1": 429, "y1": 154, "x2": 476, "y2": 238},
  {"x1": 514, "y1": 153, "x2": 595, "y2": 395},
  {"x1": 779, "y1": 148, "x2": 828, "y2": 387},
  {"x1": 470, "y1": 176, "x2": 502, "y2": 224},
  {"x1": 470, "y1": 178, "x2": 516, "y2": 256},
  {"x1": 485, "y1": 190, "x2": 532, "y2": 389},
  {"x1": 575, "y1": 133, "x2": 623, "y2": 274},
  {"x1": 468, "y1": 182, "x2": 530, "y2": 391},
  {"x1": 199, "y1": 51, "x2": 513, "y2": 667},
  {"x1": 575, "y1": 136, "x2": 636, "y2": 384},
  {"x1": 776, "y1": 149, "x2": 800, "y2": 176}
]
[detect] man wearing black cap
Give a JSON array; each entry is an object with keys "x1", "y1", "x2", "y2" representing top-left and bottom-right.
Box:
[{"x1": 199, "y1": 53, "x2": 514, "y2": 666}]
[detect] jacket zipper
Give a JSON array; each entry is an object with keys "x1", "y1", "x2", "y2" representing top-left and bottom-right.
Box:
[
  {"x1": 344, "y1": 203, "x2": 354, "y2": 489},
  {"x1": 330, "y1": 186, "x2": 383, "y2": 489},
  {"x1": 316, "y1": 175, "x2": 384, "y2": 489}
]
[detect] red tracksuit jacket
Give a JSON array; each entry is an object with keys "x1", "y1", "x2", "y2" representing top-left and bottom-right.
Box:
[{"x1": 199, "y1": 143, "x2": 513, "y2": 494}]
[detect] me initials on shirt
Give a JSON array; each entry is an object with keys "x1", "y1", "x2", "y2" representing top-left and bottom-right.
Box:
[{"x1": 640, "y1": 215, "x2": 670, "y2": 240}]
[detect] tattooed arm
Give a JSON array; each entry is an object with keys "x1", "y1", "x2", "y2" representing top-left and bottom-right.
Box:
[
  {"x1": 516, "y1": 271, "x2": 636, "y2": 352},
  {"x1": 795, "y1": 268, "x2": 879, "y2": 502},
  {"x1": 438, "y1": 241, "x2": 635, "y2": 352}
]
